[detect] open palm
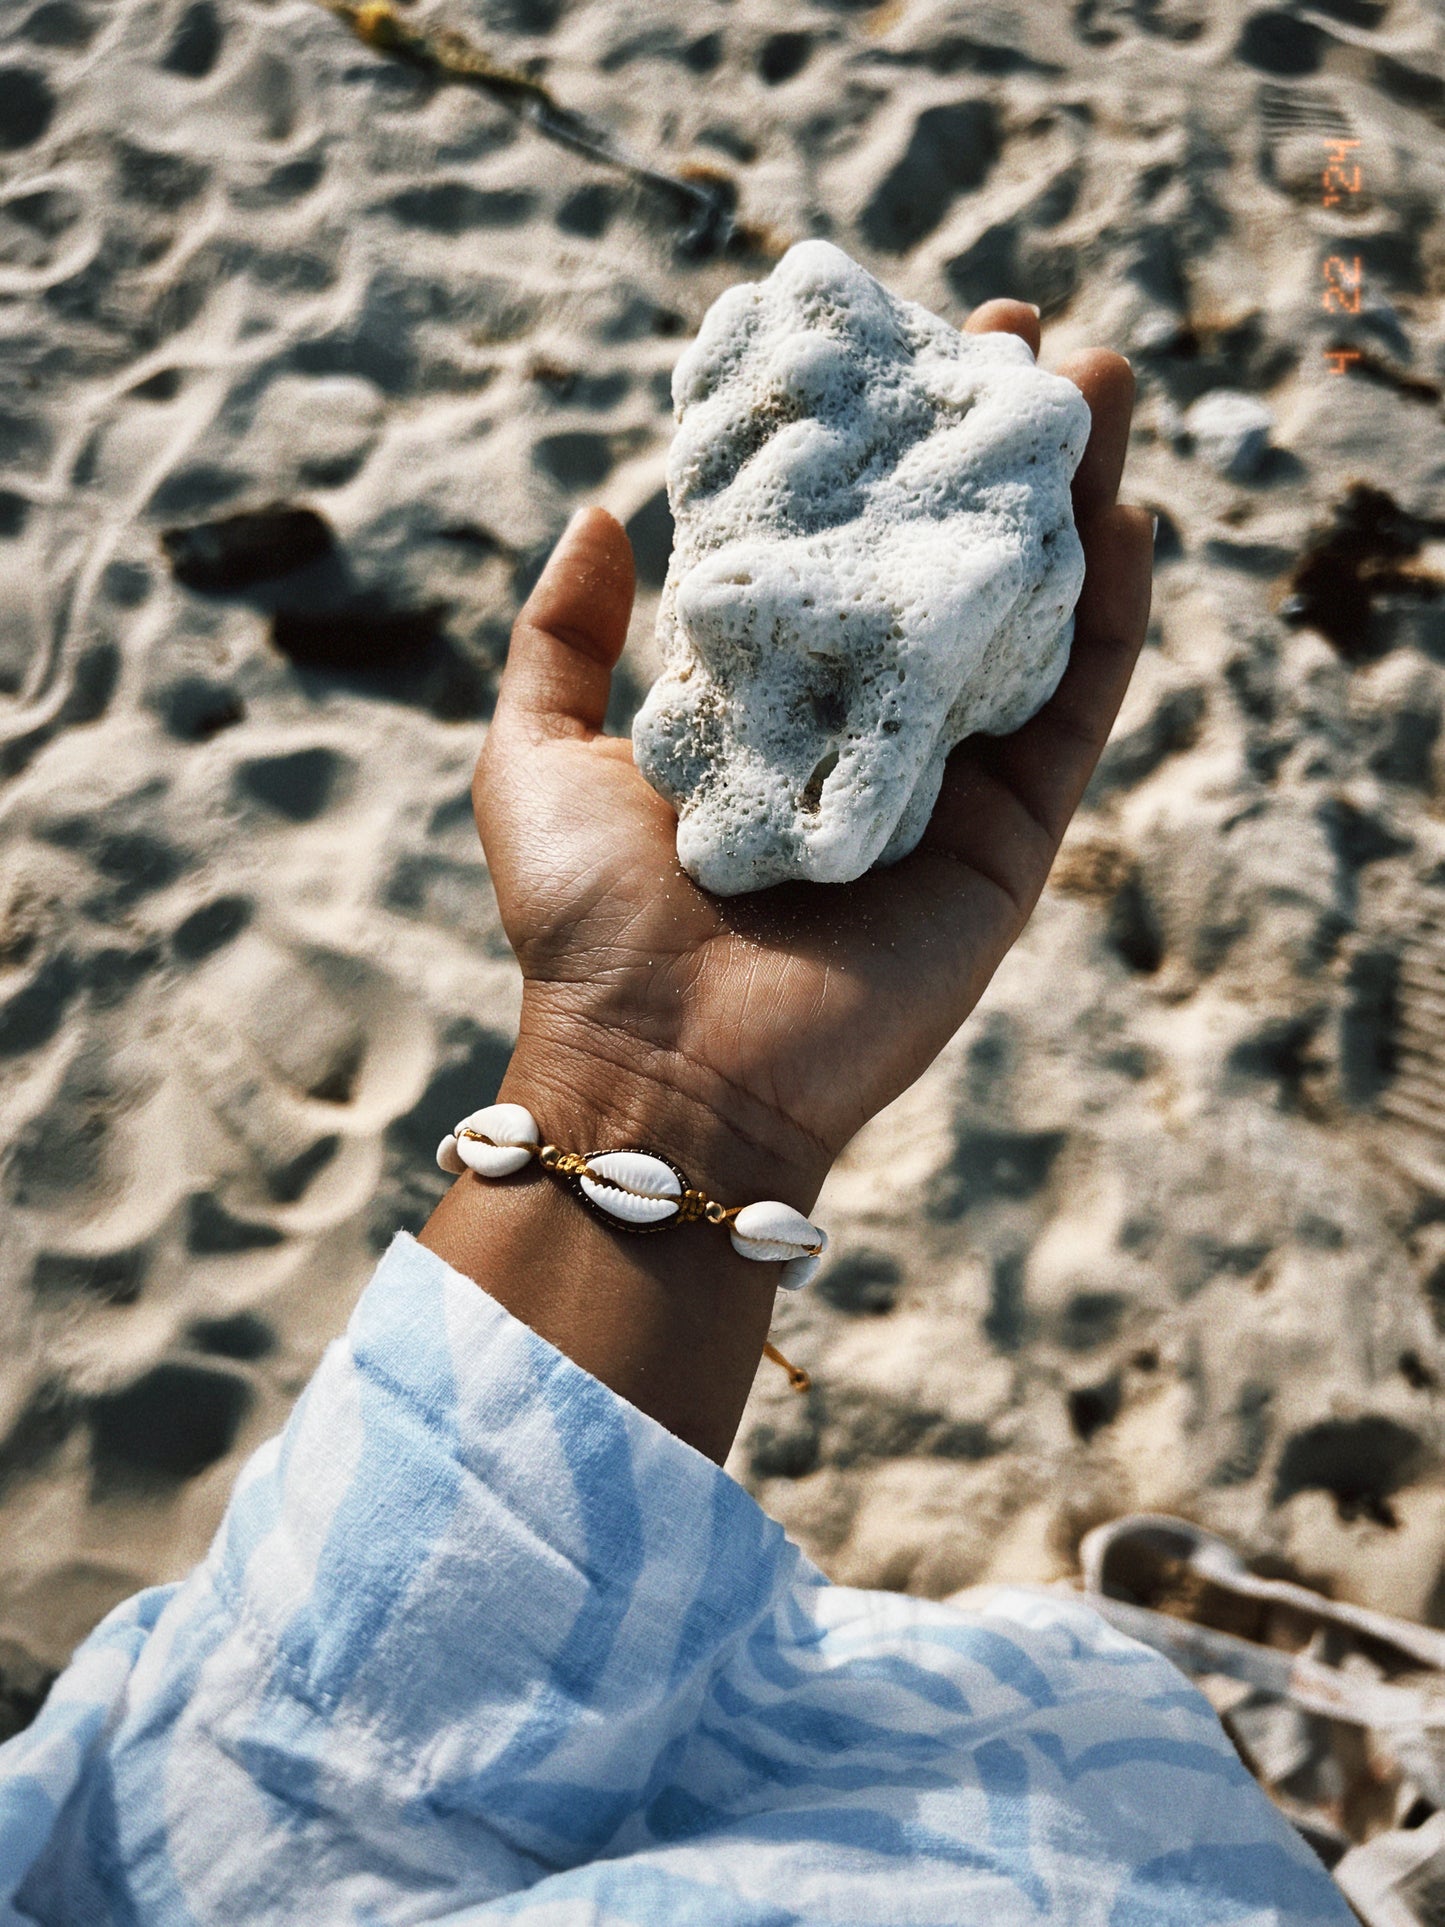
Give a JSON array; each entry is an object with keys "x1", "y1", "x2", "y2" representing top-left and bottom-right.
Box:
[{"x1": 475, "y1": 301, "x2": 1153, "y2": 1188}]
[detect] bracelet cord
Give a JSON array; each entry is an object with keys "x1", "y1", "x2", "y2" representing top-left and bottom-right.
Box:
[{"x1": 457, "y1": 1127, "x2": 812, "y2": 1394}]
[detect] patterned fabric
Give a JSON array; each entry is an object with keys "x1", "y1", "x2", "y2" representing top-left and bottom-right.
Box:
[{"x1": 0, "y1": 1231, "x2": 1353, "y2": 1925}]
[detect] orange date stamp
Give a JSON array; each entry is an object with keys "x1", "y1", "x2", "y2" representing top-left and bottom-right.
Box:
[{"x1": 1320, "y1": 136, "x2": 1362, "y2": 375}]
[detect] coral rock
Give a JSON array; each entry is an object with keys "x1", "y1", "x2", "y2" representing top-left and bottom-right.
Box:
[{"x1": 632, "y1": 239, "x2": 1091, "y2": 896}]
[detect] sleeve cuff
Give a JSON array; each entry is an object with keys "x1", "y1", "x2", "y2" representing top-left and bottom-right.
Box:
[{"x1": 204, "y1": 1230, "x2": 800, "y2": 1830}]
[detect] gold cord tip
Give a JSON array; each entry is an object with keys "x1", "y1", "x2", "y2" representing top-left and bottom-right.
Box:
[{"x1": 763, "y1": 1341, "x2": 810, "y2": 1395}]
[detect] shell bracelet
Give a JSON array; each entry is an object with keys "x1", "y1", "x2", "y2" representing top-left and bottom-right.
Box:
[{"x1": 437, "y1": 1102, "x2": 824, "y2": 1393}]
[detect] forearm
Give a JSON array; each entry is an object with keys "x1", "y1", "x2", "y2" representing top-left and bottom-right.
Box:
[{"x1": 418, "y1": 1025, "x2": 833, "y2": 1463}]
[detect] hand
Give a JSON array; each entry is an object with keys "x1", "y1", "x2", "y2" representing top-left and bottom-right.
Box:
[{"x1": 475, "y1": 302, "x2": 1152, "y2": 1203}]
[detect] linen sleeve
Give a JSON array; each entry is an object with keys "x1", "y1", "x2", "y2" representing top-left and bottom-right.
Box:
[
  {"x1": 0, "y1": 1228, "x2": 1357, "y2": 1927},
  {"x1": 0, "y1": 1229, "x2": 800, "y2": 1922}
]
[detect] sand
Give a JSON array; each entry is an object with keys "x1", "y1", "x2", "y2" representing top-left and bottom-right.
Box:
[{"x1": 0, "y1": 0, "x2": 1444, "y2": 1728}]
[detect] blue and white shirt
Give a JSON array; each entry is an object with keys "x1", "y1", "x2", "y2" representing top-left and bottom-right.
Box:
[{"x1": 0, "y1": 1231, "x2": 1353, "y2": 1924}]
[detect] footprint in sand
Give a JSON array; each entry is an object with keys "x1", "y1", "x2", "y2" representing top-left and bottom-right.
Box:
[
  {"x1": 858, "y1": 100, "x2": 1001, "y2": 254},
  {"x1": 161, "y1": 0, "x2": 223, "y2": 79}
]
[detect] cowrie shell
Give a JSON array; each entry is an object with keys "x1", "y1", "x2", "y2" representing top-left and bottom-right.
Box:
[
  {"x1": 578, "y1": 1149, "x2": 683, "y2": 1227},
  {"x1": 777, "y1": 1249, "x2": 824, "y2": 1293},
  {"x1": 730, "y1": 1200, "x2": 827, "y2": 1292},
  {"x1": 437, "y1": 1134, "x2": 467, "y2": 1176},
  {"x1": 449, "y1": 1103, "x2": 539, "y2": 1178}
]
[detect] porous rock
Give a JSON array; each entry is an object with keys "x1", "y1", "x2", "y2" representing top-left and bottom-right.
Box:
[{"x1": 632, "y1": 239, "x2": 1091, "y2": 896}]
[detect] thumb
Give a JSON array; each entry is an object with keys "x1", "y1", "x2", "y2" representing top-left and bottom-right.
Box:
[{"x1": 496, "y1": 505, "x2": 636, "y2": 741}]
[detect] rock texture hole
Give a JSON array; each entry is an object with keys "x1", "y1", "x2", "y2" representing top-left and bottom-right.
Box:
[{"x1": 800, "y1": 748, "x2": 839, "y2": 812}]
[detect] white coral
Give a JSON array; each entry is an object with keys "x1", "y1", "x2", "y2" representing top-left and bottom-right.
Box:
[{"x1": 632, "y1": 239, "x2": 1092, "y2": 896}]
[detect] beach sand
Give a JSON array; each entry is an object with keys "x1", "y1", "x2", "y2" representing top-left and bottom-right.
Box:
[{"x1": 0, "y1": 0, "x2": 1443, "y2": 1726}]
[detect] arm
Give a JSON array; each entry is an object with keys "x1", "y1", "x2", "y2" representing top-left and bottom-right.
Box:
[
  {"x1": 420, "y1": 1029, "x2": 829, "y2": 1464},
  {"x1": 7, "y1": 307, "x2": 1356, "y2": 1927},
  {"x1": 419, "y1": 301, "x2": 1151, "y2": 1466}
]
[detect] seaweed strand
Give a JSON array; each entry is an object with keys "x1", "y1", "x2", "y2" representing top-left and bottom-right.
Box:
[{"x1": 316, "y1": 0, "x2": 740, "y2": 257}]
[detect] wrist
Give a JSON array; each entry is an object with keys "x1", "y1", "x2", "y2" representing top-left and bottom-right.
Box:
[
  {"x1": 422, "y1": 1012, "x2": 830, "y2": 1462},
  {"x1": 498, "y1": 1012, "x2": 833, "y2": 1222}
]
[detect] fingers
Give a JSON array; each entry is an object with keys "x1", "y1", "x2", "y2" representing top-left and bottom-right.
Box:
[
  {"x1": 1056, "y1": 350, "x2": 1135, "y2": 519},
  {"x1": 963, "y1": 299, "x2": 1042, "y2": 360},
  {"x1": 969, "y1": 503, "x2": 1155, "y2": 846},
  {"x1": 495, "y1": 506, "x2": 636, "y2": 742},
  {"x1": 907, "y1": 502, "x2": 1153, "y2": 929}
]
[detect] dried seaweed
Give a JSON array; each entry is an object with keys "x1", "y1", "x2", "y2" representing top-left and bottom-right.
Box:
[{"x1": 315, "y1": 0, "x2": 770, "y2": 259}]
